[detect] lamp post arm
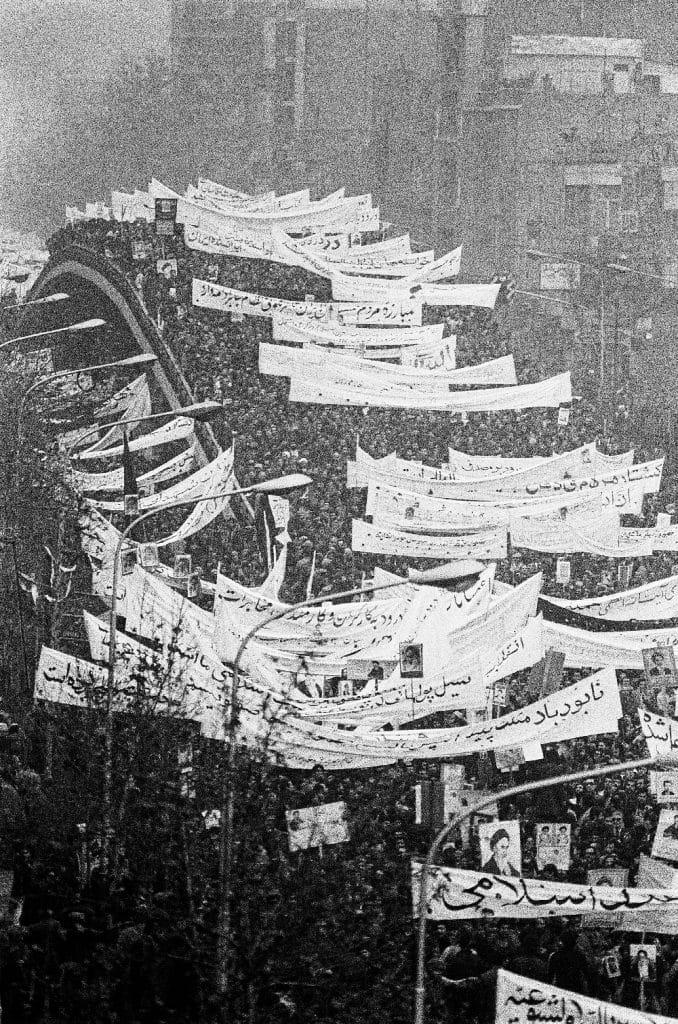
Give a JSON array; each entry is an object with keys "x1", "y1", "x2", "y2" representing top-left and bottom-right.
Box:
[
  {"x1": 413, "y1": 753, "x2": 663, "y2": 1024},
  {"x1": 67, "y1": 409, "x2": 170, "y2": 459}
]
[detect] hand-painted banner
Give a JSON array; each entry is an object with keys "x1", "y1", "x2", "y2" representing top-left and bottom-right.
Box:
[
  {"x1": 351, "y1": 520, "x2": 507, "y2": 560},
  {"x1": 406, "y1": 245, "x2": 463, "y2": 283},
  {"x1": 620, "y1": 525, "x2": 678, "y2": 552},
  {"x1": 496, "y1": 970, "x2": 678, "y2": 1024},
  {"x1": 542, "y1": 619, "x2": 678, "y2": 669},
  {"x1": 324, "y1": 249, "x2": 436, "y2": 277},
  {"x1": 272, "y1": 314, "x2": 445, "y2": 348},
  {"x1": 74, "y1": 417, "x2": 195, "y2": 462},
  {"x1": 640, "y1": 708, "x2": 678, "y2": 761},
  {"x1": 345, "y1": 234, "x2": 412, "y2": 257},
  {"x1": 87, "y1": 447, "x2": 233, "y2": 514},
  {"x1": 637, "y1": 853, "x2": 678, "y2": 890},
  {"x1": 543, "y1": 574, "x2": 678, "y2": 621},
  {"x1": 259, "y1": 343, "x2": 517, "y2": 389},
  {"x1": 511, "y1": 512, "x2": 654, "y2": 557},
  {"x1": 411, "y1": 857, "x2": 678, "y2": 922},
  {"x1": 80, "y1": 379, "x2": 151, "y2": 454},
  {"x1": 400, "y1": 339, "x2": 457, "y2": 370},
  {"x1": 448, "y1": 448, "x2": 546, "y2": 475},
  {"x1": 331, "y1": 276, "x2": 499, "y2": 309},
  {"x1": 192, "y1": 278, "x2": 422, "y2": 327},
  {"x1": 447, "y1": 444, "x2": 634, "y2": 483},
  {"x1": 94, "y1": 374, "x2": 149, "y2": 420},
  {"x1": 72, "y1": 445, "x2": 195, "y2": 495},
  {"x1": 289, "y1": 371, "x2": 571, "y2": 412}
]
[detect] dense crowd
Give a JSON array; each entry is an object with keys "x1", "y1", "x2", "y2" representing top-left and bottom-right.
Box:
[{"x1": 1, "y1": 211, "x2": 674, "y2": 1023}]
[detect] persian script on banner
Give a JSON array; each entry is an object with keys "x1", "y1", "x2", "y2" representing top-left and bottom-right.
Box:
[
  {"x1": 411, "y1": 863, "x2": 678, "y2": 920},
  {"x1": 496, "y1": 970, "x2": 678, "y2": 1024}
]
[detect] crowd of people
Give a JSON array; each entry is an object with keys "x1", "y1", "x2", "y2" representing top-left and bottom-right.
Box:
[{"x1": 3, "y1": 208, "x2": 674, "y2": 1023}]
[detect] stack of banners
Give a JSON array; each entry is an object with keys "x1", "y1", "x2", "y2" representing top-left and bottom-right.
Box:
[
  {"x1": 542, "y1": 574, "x2": 678, "y2": 622},
  {"x1": 72, "y1": 446, "x2": 195, "y2": 495},
  {"x1": 84, "y1": 202, "x2": 111, "y2": 220},
  {"x1": 74, "y1": 416, "x2": 195, "y2": 462},
  {"x1": 330, "y1": 275, "x2": 499, "y2": 309},
  {"x1": 356, "y1": 443, "x2": 639, "y2": 498},
  {"x1": 110, "y1": 190, "x2": 155, "y2": 223},
  {"x1": 352, "y1": 520, "x2": 507, "y2": 560},
  {"x1": 448, "y1": 444, "x2": 634, "y2": 480},
  {"x1": 359, "y1": 458, "x2": 662, "y2": 513},
  {"x1": 411, "y1": 861, "x2": 678, "y2": 923},
  {"x1": 292, "y1": 617, "x2": 544, "y2": 727},
  {"x1": 259, "y1": 343, "x2": 516, "y2": 389},
  {"x1": 192, "y1": 279, "x2": 423, "y2": 328},
  {"x1": 288, "y1": 371, "x2": 572, "y2": 411},
  {"x1": 94, "y1": 374, "x2": 150, "y2": 420},
  {"x1": 35, "y1": 602, "x2": 622, "y2": 767},
  {"x1": 77, "y1": 379, "x2": 152, "y2": 456},
  {"x1": 86, "y1": 446, "x2": 233, "y2": 515},
  {"x1": 496, "y1": 971, "x2": 678, "y2": 1024}
]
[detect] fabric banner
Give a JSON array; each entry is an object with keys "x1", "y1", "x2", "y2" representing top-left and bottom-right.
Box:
[
  {"x1": 447, "y1": 444, "x2": 634, "y2": 485},
  {"x1": 255, "y1": 545, "x2": 288, "y2": 600},
  {"x1": 293, "y1": 232, "x2": 350, "y2": 253},
  {"x1": 640, "y1": 708, "x2": 678, "y2": 761},
  {"x1": 400, "y1": 339, "x2": 457, "y2": 371},
  {"x1": 184, "y1": 215, "x2": 277, "y2": 261},
  {"x1": 271, "y1": 314, "x2": 444, "y2": 348},
  {"x1": 351, "y1": 519, "x2": 507, "y2": 560},
  {"x1": 637, "y1": 853, "x2": 678, "y2": 890},
  {"x1": 621, "y1": 525, "x2": 678, "y2": 552},
  {"x1": 324, "y1": 249, "x2": 436, "y2": 277},
  {"x1": 496, "y1": 970, "x2": 678, "y2": 1024},
  {"x1": 72, "y1": 445, "x2": 195, "y2": 495},
  {"x1": 411, "y1": 856, "x2": 678, "y2": 921},
  {"x1": 358, "y1": 456, "x2": 661, "y2": 506},
  {"x1": 80, "y1": 380, "x2": 151, "y2": 455},
  {"x1": 95, "y1": 374, "x2": 149, "y2": 420},
  {"x1": 331, "y1": 276, "x2": 500, "y2": 309},
  {"x1": 406, "y1": 245, "x2": 463, "y2": 283},
  {"x1": 259, "y1": 343, "x2": 517, "y2": 389},
  {"x1": 542, "y1": 620, "x2": 678, "y2": 670},
  {"x1": 288, "y1": 371, "x2": 571, "y2": 412},
  {"x1": 448, "y1": 449, "x2": 546, "y2": 475},
  {"x1": 510, "y1": 511, "x2": 654, "y2": 557},
  {"x1": 192, "y1": 279, "x2": 423, "y2": 327},
  {"x1": 543, "y1": 574, "x2": 678, "y2": 621},
  {"x1": 349, "y1": 235, "x2": 412, "y2": 257},
  {"x1": 75, "y1": 417, "x2": 195, "y2": 462}
]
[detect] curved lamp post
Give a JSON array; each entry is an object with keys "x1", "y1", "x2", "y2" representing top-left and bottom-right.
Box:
[
  {"x1": 16, "y1": 352, "x2": 158, "y2": 446},
  {"x1": 67, "y1": 399, "x2": 225, "y2": 458},
  {"x1": 216, "y1": 559, "x2": 484, "y2": 1003},
  {"x1": 412, "y1": 753, "x2": 669, "y2": 1024},
  {"x1": 100, "y1": 472, "x2": 313, "y2": 866},
  {"x1": 0, "y1": 317, "x2": 106, "y2": 352},
  {"x1": 2, "y1": 292, "x2": 70, "y2": 312}
]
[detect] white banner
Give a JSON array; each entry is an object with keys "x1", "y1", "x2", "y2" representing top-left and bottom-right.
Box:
[
  {"x1": 289, "y1": 371, "x2": 571, "y2": 412},
  {"x1": 543, "y1": 574, "x2": 678, "y2": 621},
  {"x1": 542, "y1": 620, "x2": 678, "y2": 670},
  {"x1": 637, "y1": 853, "x2": 678, "y2": 890},
  {"x1": 80, "y1": 379, "x2": 152, "y2": 455},
  {"x1": 411, "y1": 855, "x2": 678, "y2": 922},
  {"x1": 72, "y1": 445, "x2": 195, "y2": 495},
  {"x1": 620, "y1": 525, "x2": 678, "y2": 552},
  {"x1": 400, "y1": 338, "x2": 456, "y2": 371},
  {"x1": 95, "y1": 374, "x2": 149, "y2": 420},
  {"x1": 351, "y1": 519, "x2": 507, "y2": 560},
  {"x1": 331, "y1": 276, "x2": 499, "y2": 309},
  {"x1": 271, "y1": 314, "x2": 444, "y2": 348},
  {"x1": 407, "y1": 245, "x2": 463, "y2": 283},
  {"x1": 510, "y1": 510, "x2": 654, "y2": 557},
  {"x1": 75, "y1": 417, "x2": 195, "y2": 462},
  {"x1": 640, "y1": 708, "x2": 678, "y2": 761},
  {"x1": 192, "y1": 279, "x2": 422, "y2": 327},
  {"x1": 496, "y1": 970, "x2": 677, "y2": 1024},
  {"x1": 325, "y1": 249, "x2": 436, "y2": 277},
  {"x1": 259, "y1": 343, "x2": 517, "y2": 389},
  {"x1": 88, "y1": 447, "x2": 233, "y2": 514}
]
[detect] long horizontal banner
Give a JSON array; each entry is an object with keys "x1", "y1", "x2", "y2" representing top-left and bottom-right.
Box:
[
  {"x1": 331, "y1": 276, "x2": 500, "y2": 309},
  {"x1": 95, "y1": 374, "x2": 149, "y2": 420},
  {"x1": 74, "y1": 416, "x2": 195, "y2": 462},
  {"x1": 288, "y1": 371, "x2": 571, "y2": 412},
  {"x1": 192, "y1": 279, "x2": 423, "y2": 327},
  {"x1": 621, "y1": 524, "x2": 678, "y2": 552},
  {"x1": 80, "y1": 380, "x2": 151, "y2": 455},
  {"x1": 542, "y1": 619, "x2": 678, "y2": 669},
  {"x1": 352, "y1": 519, "x2": 507, "y2": 560},
  {"x1": 259, "y1": 343, "x2": 517, "y2": 389},
  {"x1": 323, "y1": 249, "x2": 436, "y2": 277},
  {"x1": 271, "y1": 313, "x2": 444, "y2": 347},
  {"x1": 72, "y1": 445, "x2": 195, "y2": 494},
  {"x1": 411, "y1": 859, "x2": 678, "y2": 921},
  {"x1": 496, "y1": 970, "x2": 678, "y2": 1024},
  {"x1": 543, "y1": 574, "x2": 678, "y2": 621}
]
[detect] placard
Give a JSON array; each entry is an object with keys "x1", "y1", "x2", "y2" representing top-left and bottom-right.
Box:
[
  {"x1": 535, "y1": 823, "x2": 571, "y2": 871},
  {"x1": 285, "y1": 802, "x2": 349, "y2": 852},
  {"x1": 556, "y1": 558, "x2": 571, "y2": 584},
  {"x1": 399, "y1": 643, "x2": 423, "y2": 679},
  {"x1": 643, "y1": 646, "x2": 677, "y2": 686},
  {"x1": 155, "y1": 197, "x2": 178, "y2": 236},
  {"x1": 558, "y1": 406, "x2": 571, "y2": 427},
  {"x1": 652, "y1": 809, "x2": 678, "y2": 862},
  {"x1": 655, "y1": 772, "x2": 678, "y2": 804},
  {"x1": 478, "y1": 820, "x2": 521, "y2": 876}
]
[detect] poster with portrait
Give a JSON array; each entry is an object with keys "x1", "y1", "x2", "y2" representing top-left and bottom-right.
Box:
[
  {"x1": 654, "y1": 772, "x2": 678, "y2": 805},
  {"x1": 285, "y1": 802, "x2": 349, "y2": 852},
  {"x1": 478, "y1": 820, "x2": 521, "y2": 877},
  {"x1": 535, "y1": 823, "x2": 571, "y2": 871},
  {"x1": 643, "y1": 646, "x2": 677, "y2": 687},
  {"x1": 399, "y1": 642, "x2": 424, "y2": 679},
  {"x1": 440, "y1": 763, "x2": 465, "y2": 787},
  {"x1": 156, "y1": 257, "x2": 178, "y2": 277},
  {"x1": 629, "y1": 944, "x2": 657, "y2": 982},
  {"x1": 556, "y1": 558, "x2": 571, "y2": 584},
  {"x1": 581, "y1": 867, "x2": 628, "y2": 928},
  {"x1": 652, "y1": 809, "x2": 678, "y2": 862}
]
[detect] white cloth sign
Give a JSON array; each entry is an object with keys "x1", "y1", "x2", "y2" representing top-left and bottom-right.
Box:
[
  {"x1": 289, "y1": 371, "x2": 571, "y2": 412},
  {"x1": 94, "y1": 374, "x2": 149, "y2": 420},
  {"x1": 543, "y1": 574, "x2": 678, "y2": 621},
  {"x1": 411, "y1": 861, "x2": 678, "y2": 921},
  {"x1": 285, "y1": 802, "x2": 349, "y2": 851},
  {"x1": 72, "y1": 446, "x2": 195, "y2": 495},
  {"x1": 271, "y1": 313, "x2": 444, "y2": 348},
  {"x1": 80, "y1": 380, "x2": 151, "y2": 454},
  {"x1": 331, "y1": 275, "x2": 499, "y2": 309},
  {"x1": 621, "y1": 525, "x2": 678, "y2": 552},
  {"x1": 192, "y1": 279, "x2": 422, "y2": 327},
  {"x1": 351, "y1": 519, "x2": 507, "y2": 560},
  {"x1": 543, "y1": 622, "x2": 678, "y2": 670},
  {"x1": 496, "y1": 970, "x2": 677, "y2": 1024},
  {"x1": 75, "y1": 417, "x2": 195, "y2": 462}
]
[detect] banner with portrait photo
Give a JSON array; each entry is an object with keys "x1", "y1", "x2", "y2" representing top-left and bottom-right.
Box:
[
  {"x1": 535, "y1": 823, "x2": 571, "y2": 871},
  {"x1": 652, "y1": 809, "x2": 678, "y2": 862},
  {"x1": 478, "y1": 821, "x2": 521, "y2": 877},
  {"x1": 285, "y1": 802, "x2": 349, "y2": 852},
  {"x1": 653, "y1": 773, "x2": 678, "y2": 805}
]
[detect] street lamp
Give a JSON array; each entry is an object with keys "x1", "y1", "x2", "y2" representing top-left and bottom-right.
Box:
[
  {"x1": 68, "y1": 400, "x2": 225, "y2": 458},
  {"x1": 16, "y1": 352, "x2": 159, "y2": 446},
  {"x1": 1, "y1": 292, "x2": 69, "y2": 312},
  {"x1": 217, "y1": 560, "x2": 482, "y2": 1005},
  {"x1": 100, "y1": 472, "x2": 313, "y2": 868},
  {"x1": 0, "y1": 317, "x2": 106, "y2": 353},
  {"x1": 412, "y1": 753, "x2": 669, "y2": 1024}
]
